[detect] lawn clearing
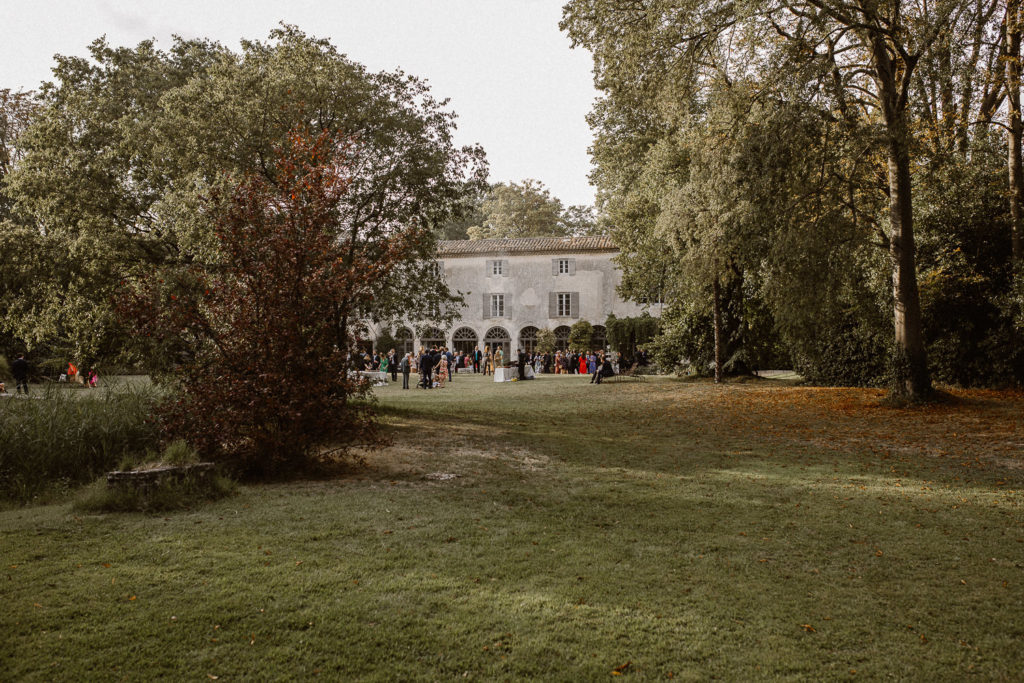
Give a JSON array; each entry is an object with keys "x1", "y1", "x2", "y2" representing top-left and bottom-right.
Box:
[{"x1": 2, "y1": 374, "x2": 1022, "y2": 679}]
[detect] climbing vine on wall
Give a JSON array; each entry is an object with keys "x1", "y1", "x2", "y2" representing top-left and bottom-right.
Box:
[{"x1": 605, "y1": 313, "x2": 659, "y2": 358}]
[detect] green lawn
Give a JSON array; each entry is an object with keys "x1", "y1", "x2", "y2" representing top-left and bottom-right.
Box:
[{"x1": 3, "y1": 374, "x2": 1022, "y2": 680}]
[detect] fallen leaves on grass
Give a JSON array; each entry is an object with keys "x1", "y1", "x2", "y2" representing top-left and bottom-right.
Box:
[
  {"x1": 658, "y1": 384, "x2": 1024, "y2": 471},
  {"x1": 611, "y1": 661, "x2": 631, "y2": 675}
]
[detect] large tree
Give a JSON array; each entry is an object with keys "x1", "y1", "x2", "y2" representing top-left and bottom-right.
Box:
[
  {"x1": 1, "y1": 26, "x2": 485, "y2": 362},
  {"x1": 563, "y1": 0, "x2": 1004, "y2": 398}
]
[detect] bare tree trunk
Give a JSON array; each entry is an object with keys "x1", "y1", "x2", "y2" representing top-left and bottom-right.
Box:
[
  {"x1": 712, "y1": 276, "x2": 723, "y2": 384},
  {"x1": 1009, "y1": 0, "x2": 1024, "y2": 261},
  {"x1": 887, "y1": 129, "x2": 932, "y2": 398},
  {"x1": 870, "y1": 33, "x2": 932, "y2": 399},
  {"x1": 1007, "y1": 0, "x2": 1024, "y2": 384}
]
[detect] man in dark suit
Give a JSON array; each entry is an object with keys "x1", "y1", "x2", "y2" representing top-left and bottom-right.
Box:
[
  {"x1": 516, "y1": 348, "x2": 526, "y2": 380},
  {"x1": 12, "y1": 353, "x2": 29, "y2": 395},
  {"x1": 592, "y1": 354, "x2": 615, "y2": 384},
  {"x1": 429, "y1": 347, "x2": 442, "y2": 387},
  {"x1": 419, "y1": 348, "x2": 432, "y2": 389},
  {"x1": 472, "y1": 348, "x2": 481, "y2": 373}
]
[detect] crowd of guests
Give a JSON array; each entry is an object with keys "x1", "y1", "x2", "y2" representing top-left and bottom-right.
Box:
[{"x1": 354, "y1": 346, "x2": 651, "y2": 389}]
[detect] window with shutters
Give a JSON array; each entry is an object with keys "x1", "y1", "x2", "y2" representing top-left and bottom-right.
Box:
[
  {"x1": 557, "y1": 293, "x2": 571, "y2": 317},
  {"x1": 552, "y1": 258, "x2": 575, "y2": 275},
  {"x1": 491, "y1": 294, "x2": 505, "y2": 317},
  {"x1": 549, "y1": 291, "x2": 579, "y2": 318}
]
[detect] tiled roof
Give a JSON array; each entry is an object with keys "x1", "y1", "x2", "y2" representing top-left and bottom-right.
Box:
[{"x1": 437, "y1": 236, "x2": 617, "y2": 256}]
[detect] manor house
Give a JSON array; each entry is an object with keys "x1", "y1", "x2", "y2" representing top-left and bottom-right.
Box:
[{"x1": 371, "y1": 236, "x2": 659, "y2": 358}]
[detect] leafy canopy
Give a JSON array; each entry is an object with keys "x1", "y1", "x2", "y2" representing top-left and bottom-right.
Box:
[{"x1": 2, "y1": 25, "x2": 485, "y2": 363}]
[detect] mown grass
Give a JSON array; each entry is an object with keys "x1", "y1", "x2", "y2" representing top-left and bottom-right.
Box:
[
  {"x1": 0, "y1": 379, "x2": 161, "y2": 503},
  {"x1": 2, "y1": 374, "x2": 1022, "y2": 680}
]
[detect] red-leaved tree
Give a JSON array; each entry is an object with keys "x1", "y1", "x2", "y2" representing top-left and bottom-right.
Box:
[{"x1": 121, "y1": 127, "x2": 418, "y2": 475}]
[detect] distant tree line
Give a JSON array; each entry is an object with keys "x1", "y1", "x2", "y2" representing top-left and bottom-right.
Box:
[{"x1": 439, "y1": 178, "x2": 604, "y2": 241}]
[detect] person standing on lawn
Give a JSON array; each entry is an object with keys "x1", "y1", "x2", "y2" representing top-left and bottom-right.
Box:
[
  {"x1": 436, "y1": 352, "x2": 449, "y2": 388},
  {"x1": 12, "y1": 353, "x2": 29, "y2": 395},
  {"x1": 419, "y1": 347, "x2": 432, "y2": 389},
  {"x1": 400, "y1": 352, "x2": 411, "y2": 389}
]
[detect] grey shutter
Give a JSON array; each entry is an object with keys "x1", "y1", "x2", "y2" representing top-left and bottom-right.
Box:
[
  {"x1": 485, "y1": 260, "x2": 493, "y2": 276},
  {"x1": 549, "y1": 291, "x2": 557, "y2": 317},
  {"x1": 570, "y1": 292, "x2": 579, "y2": 318},
  {"x1": 501, "y1": 259, "x2": 509, "y2": 276},
  {"x1": 437, "y1": 260, "x2": 444, "y2": 276},
  {"x1": 568, "y1": 259, "x2": 576, "y2": 276},
  {"x1": 483, "y1": 292, "x2": 490, "y2": 317},
  {"x1": 552, "y1": 259, "x2": 559, "y2": 276}
]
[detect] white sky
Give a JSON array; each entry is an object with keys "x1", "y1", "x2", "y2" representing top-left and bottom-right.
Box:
[{"x1": 1, "y1": 0, "x2": 599, "y2": 207}]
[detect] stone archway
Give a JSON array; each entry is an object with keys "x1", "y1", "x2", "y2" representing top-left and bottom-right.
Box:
[
  {"x1": 518, "y1": 326, "x2": 540, "y2": 355},
  {"x1": 420, "y1": 326, "x2": 446, "y2": 351},
  {"x1": 452, "y1": 326, "x2": 479, "y2": 355},
  {"x1": 554, "y1": 325, "x2": 571, "y2": 352},
  {"x1": 483, "y1": 326, "x2": 511, "y2": 362},
  {"x1": 395, "y1": 326, "x2": 414, "y2": 356}
]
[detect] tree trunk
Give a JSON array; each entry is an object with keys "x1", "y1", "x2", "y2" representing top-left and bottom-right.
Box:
[
  {"x1": 870, "y1": 34, "x2": 932, "y2": 399},
  {"x1": 1008, "y1": 0, "x2": 1024, "y2": 262},
  {"x1": 887, "y1": 129, "x2": 932, "y2": 398},
  {"x1": 712, "y1": 276, "x2": 723, "y2": 384},
  {"x1": 1007, "y1": 0, "x2": 1024, "y2": 384}
]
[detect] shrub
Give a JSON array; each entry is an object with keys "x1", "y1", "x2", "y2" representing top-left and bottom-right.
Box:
[
  {"x1": 790, "y1": 313, "x2": 891, "y2": 387},
  {"x1": 536, "y1": 329, "x2": 556, "y2": 354},
  {"x1": 605, "y1": 313, "x2": 659, "y2": 358},
  {"x1": 568, "y1": 320, "x2": 594, "y2": 352},
  {"x1": 120, "y1": 129, "x2": 418, "y2": 477}
]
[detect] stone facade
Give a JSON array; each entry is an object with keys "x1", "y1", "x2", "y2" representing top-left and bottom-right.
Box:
[{"x1": 369, "y1": 237, "x2": 660, "y2": 357}]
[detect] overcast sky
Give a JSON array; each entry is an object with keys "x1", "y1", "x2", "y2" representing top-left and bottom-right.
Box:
[{"x1": 1, "y1": 0, "x2": 600, "y2": 207}]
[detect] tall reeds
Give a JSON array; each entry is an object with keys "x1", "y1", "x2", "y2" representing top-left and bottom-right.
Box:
[{"x1": 0, "y1": 381, "x2": 160, "y2": 502}]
